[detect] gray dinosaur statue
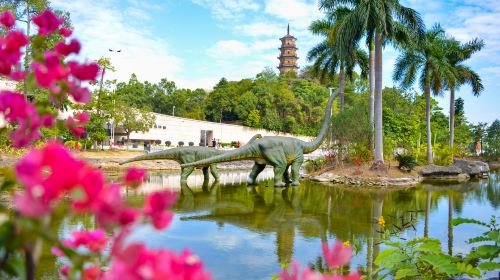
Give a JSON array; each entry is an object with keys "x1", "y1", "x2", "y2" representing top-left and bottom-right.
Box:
[
  {"x1": 181, "y1": 91, "x2": 337, "y2": 187},
  {"x1": 120, "y1": 134, "x2": 263, "y2": 183}
]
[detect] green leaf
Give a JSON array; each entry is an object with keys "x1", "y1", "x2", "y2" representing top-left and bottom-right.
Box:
[
  {"x1": 467, "y1": 235, "x2": 490, "y2": 244},
  {"x1": 419, "y1": 254, "x2": 460, "y2": 276},
  {"x1": 487, "y1": 230, "x2": 500, "y2": 243},
  {"x1": 478, "y1": 261, "x2": 500, "y2": 271},
  {"x1": 414, "y1": 239, "x2": 441, "y2": 254},
  {"x1": 476, "y1": 245, "x2": 500, "y2": 259},
  {"x1": 394, "y1": 268, "x2": 420, "y2": 279},
  {"x1": 452, "y1": 217, "x2": 487, "y2": 227},
  {"x1": 456, "y1": 262, "x2": 481, "y2": 277},
  {"x1": 375, "y1": 250, "x2": 408, "y2": 268}
]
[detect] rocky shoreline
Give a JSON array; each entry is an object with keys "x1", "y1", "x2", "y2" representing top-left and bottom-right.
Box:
[{"x1": 308, "y1": 173, "x2": 422, "y2": 187}]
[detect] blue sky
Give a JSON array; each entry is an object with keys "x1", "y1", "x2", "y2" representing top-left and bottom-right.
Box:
[{"x1": 51, "y1": 0, "x2": 500, "y2": 124}]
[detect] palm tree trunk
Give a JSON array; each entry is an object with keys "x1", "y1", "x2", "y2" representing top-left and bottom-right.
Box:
[
  {"x1": 449, "y1": 88, "x2": 455, "y2": 148},
  {"x1": 339, "y1": 64, "x2": 345, "y2": 111},
  {"x1": 374, "y1": 32, "x2": 384, "y2": 163},
  {"x1": 425, "y1": 80, "x2": 433, "y2": 164},
  {"x1": 369, "y1": 38, "x2": 375, "y2": 150}
]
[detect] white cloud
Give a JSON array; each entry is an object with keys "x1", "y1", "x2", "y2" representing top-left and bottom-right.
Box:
[
  {"x1": 264, "y1": 0, "x2": 322, "y2": 29},
  {"x1": 190, "y1": 0, "x2": 260, "y2": 20},
  {"x1": 51, "y1": 0, "x2": 183, "y2": 84},
  {"x1": 234, "y1": 21, "x2": 283, "y2": 37}
]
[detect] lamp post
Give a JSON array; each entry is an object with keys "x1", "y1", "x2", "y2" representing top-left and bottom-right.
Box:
[{"x1": 172, "y1": 105, "x2": 175, "y2": 116}]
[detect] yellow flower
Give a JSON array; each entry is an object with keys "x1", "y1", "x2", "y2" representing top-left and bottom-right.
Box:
[
  {"x1": 343, "y1": 241, "x2": 351, "y2": 247},
  {"x1": 378, "y1": 216, "x2": 386, "y2": 228}
]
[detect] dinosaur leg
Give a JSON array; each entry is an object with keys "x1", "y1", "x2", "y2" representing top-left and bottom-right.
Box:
[
  {"x1": 209, "y1": 164, "x2": 220, "y2": 181},
  {"x1": 260, "y1": 146, "x2": 288, "y2": 187},
  {"x1": 180, "y1": 167, "x2": 195, "y2": 183},
  {"x1": 290, "y1": 154, "x2": 304, "y2": 186},
  {"x1": 202, "y1": 167, "x2": 210, "y2": 181},
  {"x1": 247, "y1": 163, "x2": 266, "y2": 185}
]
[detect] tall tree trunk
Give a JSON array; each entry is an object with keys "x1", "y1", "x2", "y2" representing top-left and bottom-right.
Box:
[
  {"x1": 374, "y1": 32, "x2": 384, "y2": 163},
  {"x1": 369, "y1": 38, "x2": 375, "y2": 150},
  {"x1": 425, "y1": 78, "x2": 433, "y2": 164},
  {"x1": 23, "y1": 0, "x2": 31, "y2": 96},
  {"x1": 97, "y1": 68, "x2": 106, "y2": 117},
  {"x1": 449, "y1": 88, "x2": 455, "y2": 148},
  {"x1": 339, "y1": 64, "x2": 345, "y2": 111}
]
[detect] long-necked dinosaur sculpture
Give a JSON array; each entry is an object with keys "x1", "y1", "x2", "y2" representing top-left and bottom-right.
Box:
[
  {"x1": 120, "y1": 134, "x2": 263, "y2": 183},
  {"x1": 182, "y1": 90, "x2": 337, "y2": 187}
]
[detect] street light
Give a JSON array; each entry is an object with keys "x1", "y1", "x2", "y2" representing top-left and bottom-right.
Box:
[{"x1": 172, "y1": 105, "x2": 175, "y2": 116}]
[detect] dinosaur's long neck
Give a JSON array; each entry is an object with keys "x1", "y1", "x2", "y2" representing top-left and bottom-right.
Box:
[
  {"x1": 302, "y1": 89, "x2": 337, "y2": 154},
  {"x1": 120, "y1": 149, "x2": 179, "y2": 165}
]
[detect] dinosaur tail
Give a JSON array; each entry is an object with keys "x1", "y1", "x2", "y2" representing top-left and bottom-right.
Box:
[
  {"x1": 119, "y1": 149, "x2": 179, "y2": 165},
  {"x1": 181, "y1": 145, "x2": 258, "y2": 168},
  {"x1": 302, "y1": 89, "x2": 337, "y2": 154}
]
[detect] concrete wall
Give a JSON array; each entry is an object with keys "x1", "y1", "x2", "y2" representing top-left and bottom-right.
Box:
[{"x1": 125, "y1": 112, "x2": 311, "y2": 146}]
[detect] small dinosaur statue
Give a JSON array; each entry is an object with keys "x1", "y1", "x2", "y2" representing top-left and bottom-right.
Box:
[
  {"x1": 120, "y1": 134, "x2": 263, "y2": 183},
  {"x1": 182, "y1": 90, "x2": 337, "y2": 187}
]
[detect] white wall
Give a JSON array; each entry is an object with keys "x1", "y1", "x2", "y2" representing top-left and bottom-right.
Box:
[{"x1": 126, "y1": 113, "x2": 311, "y2": 145}]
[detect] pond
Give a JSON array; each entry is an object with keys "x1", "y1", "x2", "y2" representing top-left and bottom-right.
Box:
[{"x1": 38, "y1": 169, "x2": 500, "y2": 279}]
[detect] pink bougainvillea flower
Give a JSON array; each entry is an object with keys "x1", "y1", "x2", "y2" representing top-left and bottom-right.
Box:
[
  {"x1": 82, "y1": 265, "x2": 102, "y2": 280},
  {"x1": 93, "y1": 184, "x2": 137, "y2": 228},
  {"x1": 279, "y1": 261, "x2": 361, "y2": 280},
  {"x1": 32, "y1": 51, "x2": 69, "y2": 88},
  {"x1": 72, "y1": 166, "x2": 105, "y2": 210},
  {"x1": 50, "y1": 246, "x2": 64, "y2": 257},
  {"x1": 0, "y1": 10, "x2": 15, "y2": 29},
  {"x1": 124, "y1": 167, "x2": 146, "y2": 188},
  {"x1": 322, "y1": 240, "x2": 352, "y2": 269},
  {"x1": 13, "y1": 191, "x2": 52, "y2": 217},
  {"x1": 143, "y1": 191, "x2": 177, "y2": 230},
  {"x1": 33, "y1": 9, "x2": 64, "y2": 35},
  {"x1": 68, "y1": 85, "x2": 91, "y2": 103},
  {"x1": 55, "y1": 38, "x2": 81, "y2": 56},
  {"x1": 279, "y1": 261, "x2": 300, "y2": 280},
  {"x1": 0, "y1": 30, "x2": 29, "y2": 75},
  {"x1": 66, "y1": 111, "x2": 90, "y2": 138},
  {"x1": 9, "y1": 70, "x2": 27, "y2": 81},
  {"x1": 66, "y1": 229, "x2": 109, "y2": 253},
  {"x1": 68, "y1": 61, "x2": 99, "y2": 81},
  {"x1": 60, "y1": 265, "x2": 70, "y2": 277},
  {"x1": 59, "y1": 27, "x2": 73, "y2": 37},
  {"x1": 0, "y1": 91, "x2": 52, "y2": 147},
  {"x1": 105, "y1": 243, "x2": 212, "y2": 280}
]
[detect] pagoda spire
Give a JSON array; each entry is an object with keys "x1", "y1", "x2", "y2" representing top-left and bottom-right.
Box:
[{"x1": 277, "y1": 24, "x2": 298, "y2": 75}]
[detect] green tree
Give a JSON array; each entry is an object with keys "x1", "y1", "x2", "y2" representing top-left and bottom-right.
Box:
[
  {"x1": 484, "y1": 120, "x2": 500, "y2": 159},
  {"x1": 320, "y1": 0, "x2": 425, "y2": 166},
  {"x1": 393, "y1": 25, "x2": 453, "y2": 164},
  {"x1": 308, "y1": 8, "x2": 368, "y2": 111},
  {"x1": 471, "y1": 122, "x2": 488, "y2": 155},
  {"x1": 444, "y1": 38, "x2": 484, "y2": 148},
  {"x1": 114, "y1": 101, "x2": 156, "y2": 148}
]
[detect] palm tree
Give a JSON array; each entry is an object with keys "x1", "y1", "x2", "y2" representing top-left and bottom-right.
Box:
[
  {"x1": 308, "y1": 10, "x2": 368, "y2": 111},
  {"x1": 444, "y1": 38, "x2": 484, "y2": 148},
  {"x1": 320, "y1": 0, "x2": 425, "y2": 166},
  {"x1": 393, "y1": 24, "x2": 454, "y2": 164}
]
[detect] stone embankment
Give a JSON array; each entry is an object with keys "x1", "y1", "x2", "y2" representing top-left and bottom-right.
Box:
[
  {"x1": 309, "y1": 173, "x2": 422, "y2": 187},
  {"x1": 420, "y1": 159, "x2": 489, "y2": 182}
]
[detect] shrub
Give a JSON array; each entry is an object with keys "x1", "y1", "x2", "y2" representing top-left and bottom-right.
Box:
[
  {"x1": 165, "y1": 141, "x2": 171, "y2": 147},
  {"x1": 188, "y1": 141, "x2": 194, "y2": 146},
  {"x1": 395, "y1": 153, "x2": 418, "y2": 171},
  {"x1": 178, "y1": 141, "x2": 184, "y2": 147},
  {"x1": 305, "y1": 157, "x2": 327, "y2": 173},
  {"x1": 434, "y1": 143, "x2": 454, "y2": 165}
]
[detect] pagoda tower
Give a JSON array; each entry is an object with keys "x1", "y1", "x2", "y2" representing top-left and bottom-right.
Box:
[{"x1": 278, "y1": 24, "x2": 298, "y2": 75}]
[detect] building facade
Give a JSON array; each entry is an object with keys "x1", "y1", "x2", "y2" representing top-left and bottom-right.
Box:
[{"x1": 277, "y1": 24, "x2": 298, "y2": 75}]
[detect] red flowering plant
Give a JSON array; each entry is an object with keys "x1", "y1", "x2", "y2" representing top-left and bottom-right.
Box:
[{"x1": 0, "y1": 9, "x2": 211, "y2": 280}]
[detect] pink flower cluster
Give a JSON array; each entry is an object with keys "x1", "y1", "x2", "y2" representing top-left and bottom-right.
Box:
[
  {"x1": 0, "y1": 91, "x2": 53, "y2": 147},
  {"x1": 124, "y1": 168, "x2": 147, "y2": 188},
  {"x1": 106, "y1": 243, "x2": 211, "y2": 280},
  {"x1": 279, "y1": 241, "x2": 360, "y2": 280},
  {"x1": 66, "y1": 111, "x2": 90, "y2": 138},
  {"x1": 14, "y1": 142, "x2": 177, "y2": 230},
  {"x1": 0, "y1": 11, "x2": 28, "y2": 77}
]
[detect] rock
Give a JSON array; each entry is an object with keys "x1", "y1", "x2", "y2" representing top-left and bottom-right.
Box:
[
  {"x1": 421, "y1": 164, "x2": 462, "y2": 176},
  {"x1": 453, "y1": 159, "x2": 489, "y2": 177},
  {"x1": 421, "y1": 164, "x2": 470, "y2": 182}
]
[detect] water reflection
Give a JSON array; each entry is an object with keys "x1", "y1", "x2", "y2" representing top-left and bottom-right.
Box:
[{"x1": 38, "y1": 170, "x2": 500, "y2": 279}]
